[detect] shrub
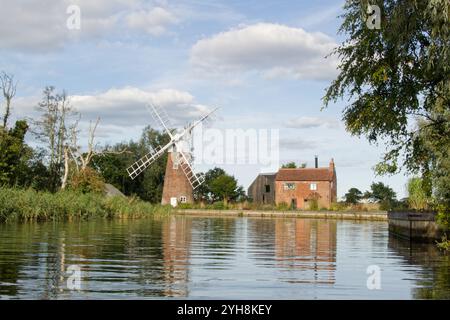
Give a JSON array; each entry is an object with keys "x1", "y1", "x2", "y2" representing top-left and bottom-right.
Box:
[
  {"x1": 212, "y1": 201, "x2": 226, "y2": 210},
  {"x1": 407, "y1": 177, "x2": 430, "y2": 210},
  {"x1": 276, "y1": 202, "x2": 289, "y2": 211},
  {"x1": 69, "y1": 167, "x2": 105, "y2": 194},
  {"x1": 178, "y1": 203, "x2": 193, "y2": 209},
  {"x1": 309, "y1": 199, "x2": 319, "y2": 211},
  {"x1": 330, "y1": 202, "x2": 348, "y2": 211}
]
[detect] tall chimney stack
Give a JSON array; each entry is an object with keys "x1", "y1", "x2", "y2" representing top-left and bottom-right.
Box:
[{"x1": 315, "y1": 155, "x2": 318, "y2": 168}]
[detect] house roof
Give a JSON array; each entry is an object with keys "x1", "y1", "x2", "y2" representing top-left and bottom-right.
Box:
[{"x1": 276, "y1": 168, "x2": 333, "y2": 181}]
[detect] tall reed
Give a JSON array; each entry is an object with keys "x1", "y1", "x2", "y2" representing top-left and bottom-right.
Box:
[{"x1": 0, "y1": 187, "x2": 171, "y2": 222}]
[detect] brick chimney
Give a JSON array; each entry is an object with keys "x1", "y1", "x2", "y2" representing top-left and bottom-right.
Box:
[{"x1": 329, "y1": 158, "x2": 335, "y2": 172}]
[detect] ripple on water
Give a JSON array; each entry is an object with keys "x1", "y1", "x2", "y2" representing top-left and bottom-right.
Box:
[{"x1": 0, "y1": 217, "x2": 448, "y2": 299}]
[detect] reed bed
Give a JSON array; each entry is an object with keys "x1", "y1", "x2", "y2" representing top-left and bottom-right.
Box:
[{"x1": 0, "y1": 187, "x2": 171, "y2": 222}]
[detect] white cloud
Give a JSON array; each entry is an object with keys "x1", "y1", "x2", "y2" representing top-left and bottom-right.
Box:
[
  {"x1": 70, "y1": 87, "x2": 211, "y2": 127},
  {"x1": 12, "y1": 87, "x2": 212, "y2": 131},
  {"x1": 285, "y1": 116, "x2": 339, "y2": 129},
  {"x1": 126, "y1": 7, "x2": 178, "y2": 36},
  {"x1": 0, "y1": 0, "x2": 178, "y2": 52},
  {"x1": 190, "y1": 23, "x2": 338, "y2": 80},
  {"x1": 279, "y1": 137, "x2": 318, "y2": 150}
]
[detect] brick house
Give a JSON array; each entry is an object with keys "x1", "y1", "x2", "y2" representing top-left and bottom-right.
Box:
[
  {"x1": 248, "y1": 157, "x2": 337, "y2": 209},
  {"x1": 275, "y1": 158, "x2": 337, "y2": 209}
]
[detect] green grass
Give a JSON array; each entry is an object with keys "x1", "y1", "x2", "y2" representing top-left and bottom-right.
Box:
[{"x1": 0, "y1": 187, "x2": 172, "y2": 222}]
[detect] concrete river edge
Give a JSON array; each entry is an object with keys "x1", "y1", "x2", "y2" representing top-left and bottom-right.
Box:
[{"x1": 174, "y1": 209, "x2": 388, "y2": 221}]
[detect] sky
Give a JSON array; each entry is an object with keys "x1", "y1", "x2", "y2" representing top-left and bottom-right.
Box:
[{"x1": 0, "y1": 0, "x2": 410, "y2": 199}]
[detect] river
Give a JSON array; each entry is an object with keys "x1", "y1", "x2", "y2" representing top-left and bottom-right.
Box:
[{"x1": 0, "y1": 216, "x2": 448, "y2": 299}]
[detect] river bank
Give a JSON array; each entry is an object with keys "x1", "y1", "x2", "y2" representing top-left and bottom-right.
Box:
[
  {"x1": 0, "y1": 187, "x2": 389, "y2": 222},
  {"x1": 175, "y1": 209, "x2": 388, "y2": 221}
]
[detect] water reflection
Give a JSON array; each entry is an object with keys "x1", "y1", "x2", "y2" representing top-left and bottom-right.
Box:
[
  {"x1": 0, "y1": 216, "x2": 448, "y2": 299},
  {"x1": 161, "y1": 216, "x2": 191, "y2": 297},
  {"x1": 388, "y1": 236, "x2": 450, "y2": 299},
  {"x1": 275, "y1": 219, "x2": 336, "y2": 284}
]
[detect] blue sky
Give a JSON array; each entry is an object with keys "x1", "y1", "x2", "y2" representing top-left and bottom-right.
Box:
[{"x1": 0, "y1": 0, "x2": 410, "y2": 198}]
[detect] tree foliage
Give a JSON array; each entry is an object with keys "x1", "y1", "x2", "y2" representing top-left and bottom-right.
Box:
[
  {"x1": 209, "y1": 174, "x2": 239, "y2": 205},
  {"x1": 92, "y1": 126, "x2": 170, "y2": 203},
  {"x1": 194, "y1": 167, "x2": 245, "y2": 204},
  {"x1": 324, "y1": 0, "x2": 449, "y2": 202},
  {"x1": 365, "y1": 182, "x2": 397, "y2": 210},
  {"x1": 281, "y1": 162, "x2": 307, "y2": 168},
  {"x1": 344, "y1": 187, "x2": 363, "y2": 204},
  {"x1": 0, "y1": 120, "x2": 28, "y2": 185},
  {"x1": 407, "y1": 177, "x2": 430, "y2": 210}
]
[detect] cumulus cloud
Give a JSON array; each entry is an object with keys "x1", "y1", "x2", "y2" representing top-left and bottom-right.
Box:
[
  {"x1": 285, "y1": 116, "x2": 339, "y2": 129},
  {"x1": 12, "y1": 87, "x2": 212, "y2": 132},
  {"x1": 190, "y1": 23, "x2": 338, "y2": 80},
  {"x1": 279, "y1": 137, "x2": 318, "y2": 150},
  {"x1": 0, "y1": 0, "x2": 178, "y2": 52},
  {"x1": 126, "y1": 7, "x2": 178, "y2": 36},
  {"x1": 69, "y1": 87, "x2": 212, "y2": 127}
]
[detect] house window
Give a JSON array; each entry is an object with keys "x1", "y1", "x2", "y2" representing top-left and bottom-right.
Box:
[
  {"x1": 265, "y1": 184, "x2": 270, "y2": 193},
  {"x1": 180, "y1": 196, "x2": 187, "y2": 203},
  {"x1": 284, "y1": 183, "x2": 296, "y2": 190},
  {"x1": 310, "y1": 183, "x2": 317, "y2": 191}
]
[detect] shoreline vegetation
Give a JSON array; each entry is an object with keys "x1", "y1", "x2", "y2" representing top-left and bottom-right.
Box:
[
  {"x1": 0, "y1": 186, "x2": 386, "y2": 223},
  {"x1": 0, "y1": 187, "x2": 172, "y2": 223}
]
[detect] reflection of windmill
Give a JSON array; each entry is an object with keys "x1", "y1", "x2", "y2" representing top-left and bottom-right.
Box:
[{"x1": 126, "y1": 103, "x2": 218, "y2": 206}]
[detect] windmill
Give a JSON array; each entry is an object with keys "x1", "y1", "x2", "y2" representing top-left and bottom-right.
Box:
[{"x1": 126, "y1": 103, "x2": 218, "y2": 207}]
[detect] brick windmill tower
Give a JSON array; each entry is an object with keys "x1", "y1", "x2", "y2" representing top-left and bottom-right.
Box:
[{"x1": 126, "y1": 103, "x2": 218, "y2": 207}]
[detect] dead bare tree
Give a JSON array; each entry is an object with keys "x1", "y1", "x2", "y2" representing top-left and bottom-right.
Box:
[
  {"x1": 62, "y1": 116, "x2": 128, "y2": 189},
  {"x1": 33, "y1": 87, "x2": 78, "y2": 191},
  {"x1": 0, "y1": 72, "x2": 17, "y2": 128},
  {"x1": 61, "y1": 144, "x2": 70, "y2": 190}
]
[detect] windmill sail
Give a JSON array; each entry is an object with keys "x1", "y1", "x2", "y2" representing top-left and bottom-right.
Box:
[
  {"x1": 127, "y1": 145, "x2": 166, "y2": 180},
  {"x1": 175, "y1": 150, "x2": 205, "y2": 189},
  {"x1": 146, "y1": 103, "x2": 174, "y2": 138},
  {"x1": 126, "y1": 103, "x2": 219, "y2": 192}
]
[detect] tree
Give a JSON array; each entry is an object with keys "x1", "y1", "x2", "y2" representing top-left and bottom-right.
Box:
[
  {"x1": 344, "y1": 187, "x2": 363, "y2": 205},
  {"x1": 365, "y1": 182, "x2": 397, "y2": 210},
  {"x1": 323, "y1": 1, "x2": 449, "y2": 208},
  {"x1": 0, "y1": 71, "x2": 17, "y2": 128},
  {"x1": 281, "y1": 162, "x2": 307, "y2": 168},
  {"x1": 194, "y1": 167, "x2": 226, "y2": 203},
  {"x1": 33, "y1": 87, "x2": 76, "y2": 191},
  {"x1": 193, "y1": 167, "x2": 245, "y2": 204},
  {"x1": 91, "y1": 126, "x2": 170, "y2": 203},
  {"x1": 281, "y1": 162, "x2": 297, "y2": 168},
  {"x1": 209, "y1": 174, "x2": 239, "y2": 206},
  {"x1": 0, "y1": 120, "x2": 28, "y2": 185},
  {"x1": 65, "y1": 117, "x2": 128, "y2": 192}
]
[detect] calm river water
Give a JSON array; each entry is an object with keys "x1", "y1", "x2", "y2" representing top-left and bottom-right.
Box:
[{"x1": 0, "y1": 216, "x2": 449, "y2": 299}]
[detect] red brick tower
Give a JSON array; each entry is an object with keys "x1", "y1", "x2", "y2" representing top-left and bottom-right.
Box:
[{"x1": 161, "y1": 151, "x2": 193, "y2": 206}]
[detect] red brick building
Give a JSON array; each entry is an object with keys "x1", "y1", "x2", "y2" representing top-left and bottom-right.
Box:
[
  {"x1": 161, "y1": 152, "x2": 193, "y2": 206},
  {"x1": 275, "y1": 158, "x2": 337, "y2": 209}
]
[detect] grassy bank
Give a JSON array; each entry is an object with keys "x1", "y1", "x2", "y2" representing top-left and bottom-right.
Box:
[
  {"x1": 0, "y1": 187, "x2": 172, "y2": 222},
  {"x1": 177, "y1": 201, "x2": 382, "y2": 212}
]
